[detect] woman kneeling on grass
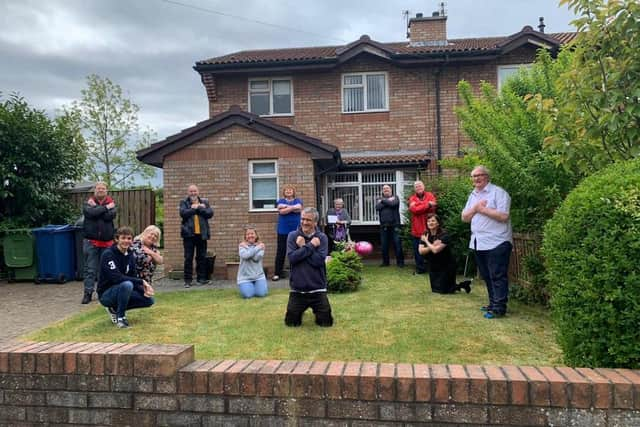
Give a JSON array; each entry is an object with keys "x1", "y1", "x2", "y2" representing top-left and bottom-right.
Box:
[
  {"x1": 419, "y1": 214, "x2": 471, "y2": 294},
  {"x1": 237, "y1": 226, "x2": 268, "y2": 298}
]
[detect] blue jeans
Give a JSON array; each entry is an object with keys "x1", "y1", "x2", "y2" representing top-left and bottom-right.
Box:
[
  {"x1": 99, "y1": 281, "x2": 154, "y2": 319},
  {"x1": 412, "y1": 236, "x2": 427, "y2": 273},
  {"x1": 83, "y1": 240, "x2": 107, "y2": 294},
  {"x1": 380, "y1": 225, "x2": 404, "y2": 266},
  {"x1": 474, "y1": 241, "x2": 512, "y2": 314},
  {"x1": 238, "y1": 278, "x2": 269, "y2": 298}
]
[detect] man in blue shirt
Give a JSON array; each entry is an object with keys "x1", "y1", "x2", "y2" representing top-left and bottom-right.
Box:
[{"x1": 462, "y1": 166, "x2": 513, "y2": 319}]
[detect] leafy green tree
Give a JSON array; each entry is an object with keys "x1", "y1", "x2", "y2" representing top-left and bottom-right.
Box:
[
  {"x1": 70, "y1": 74, "x2": 155, "y2": 188},
  {"x1": 544, "y1": 0, "x2": 640, "y2": 173},
  {"x1": 455, "y1": 49, "x2": 577, "y2": 231},
  {"x1": 0, "y1": 94, "x2": 86, "y2": 228}
]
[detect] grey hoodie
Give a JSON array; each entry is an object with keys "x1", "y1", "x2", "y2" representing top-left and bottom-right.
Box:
[{"x1": 237, "y1": 244, "x2": 266, "y2": 283}]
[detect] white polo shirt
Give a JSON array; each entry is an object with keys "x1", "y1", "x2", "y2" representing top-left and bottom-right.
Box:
[{"x1": 464, "y1": 182, "x2": 513, "y2": 251}]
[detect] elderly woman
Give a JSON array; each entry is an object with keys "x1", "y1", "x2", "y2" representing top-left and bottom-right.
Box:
[
  {"x1": 326, "y1": 198, "x2": 351, "y2": 253},
  {"x1": 238, "y1": 226, "x2": 268, "y2": 298},
  {"x1": 272, "y1": 184, "x2": 303, "y2": 281},
  {"x1": 132, "y1": 225, "x2": 164, "y2": 284}
]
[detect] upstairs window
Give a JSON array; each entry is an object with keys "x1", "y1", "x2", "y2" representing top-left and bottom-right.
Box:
[
  {"x1": 249, "y1": 160, "x2": 278, "y2": 210},
  {"x1": 248, "y1": 78, "x2": 292, "y2": 116},
  {"x1": 497, "y1": 64, "x2": 532, "y2": 91},
  {"x1": 342, "y1": 72, "x2": 388, "y2": 113}
]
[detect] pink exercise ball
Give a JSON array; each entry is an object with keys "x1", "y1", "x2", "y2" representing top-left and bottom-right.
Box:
[{"x1": 355, "y1": 241, "x2": 373, "y2": 256}]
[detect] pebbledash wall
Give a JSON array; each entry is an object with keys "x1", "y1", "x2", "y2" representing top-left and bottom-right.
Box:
[{"x1": 1, "y1": 342, "x2": 639, "y2": 426}]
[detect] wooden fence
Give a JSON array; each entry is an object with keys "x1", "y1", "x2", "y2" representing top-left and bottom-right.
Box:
[
  {"x1": 509, "y1": 232, "x2": 541, "y2": 287},
  {"x1": 68, "y1": 188, "x2": 156, "y2": 235}
]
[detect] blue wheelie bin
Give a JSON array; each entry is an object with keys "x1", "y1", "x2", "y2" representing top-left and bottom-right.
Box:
[{"x1": 32, "y1": 225, "x2": 76, "y2": 284}]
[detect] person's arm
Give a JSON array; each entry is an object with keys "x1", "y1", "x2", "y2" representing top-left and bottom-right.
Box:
[
  {"x1": 426, "y1": 192, "x2": 437, "y2": 211},
  {"x1": 409, "y1": 195, "x2": 430, "y2": 214},
  {"x1": 477, "y1": 190, "x2": 511, "y2": 223},
  {"x1": 83, "y1": 201, "x2": 108, "y2": 218},
  {"x1": 461, "y1": 194, "x2": 475, "y2": 223},
  {"x1": 197, "y1": 199, "x2": 214, "y2": 219},
  {"x1": 386, "y1": 195, "x2": 400, "y2": 208},
  {"x1": 179, "y1": 199, "x2": 196, "y2": 220},
  {"x1": 375, "y1": 198, "x2": 384, "y2": 211},
  {"x1": 342, "y1": 210, "x2": 352, "y2": 226},
  {"x1": 239, "y1": 245, "x2": 259, "y2": 260},
  {"x1": 252, "y1": 244, "x2": 265, "y2": 262},
  {"x1": 102, "y1": 250, "x2": 143, "y2": 287}
]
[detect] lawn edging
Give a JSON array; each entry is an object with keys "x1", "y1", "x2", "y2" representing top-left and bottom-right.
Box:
[{"x1": 1, "y1": 341, "x2": 639, "y2": 425}]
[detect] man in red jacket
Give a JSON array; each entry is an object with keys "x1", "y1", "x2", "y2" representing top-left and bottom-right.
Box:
[{"x1": 408, "y1": 180, "x2": 437, "y2": 274}]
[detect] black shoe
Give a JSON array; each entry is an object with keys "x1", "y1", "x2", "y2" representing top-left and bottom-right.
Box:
[
  {"x1": 81, "y1": 292, "x2": 92, "y2": 304},
  {"x1": 457, "y1": 280, "x2": 472, "y2": 294},
  {"x1": 197, "y1": 279, "x2": 211, "y2": 286},
  {"x1": 184, "y1": 282, "x2": 192, "y2": 288},
  {"x1": 116, "y1": 317, "x2": 129, "y2": 328}
]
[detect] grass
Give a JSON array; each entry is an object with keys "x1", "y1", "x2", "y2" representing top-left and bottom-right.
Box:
[{"x1": 27, "y1": 266, "x2": 562, "y2": 366}]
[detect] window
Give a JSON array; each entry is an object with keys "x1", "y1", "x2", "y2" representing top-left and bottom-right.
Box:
[
  {"x1": 248, "y1": 78, "x2": 292, "y2": 116},
  {"x1": 326, "y1": 170, "x2": 414, "y2": 224},
  {"x1": 497, "y1": 64, "x2": 532, "y2": 91},
  {"x1": 342, "y1": 72, "x2": 388, "y2": 113},
  {"x1": 249, "y1": 161, "x2": 278, "y2": 210}
]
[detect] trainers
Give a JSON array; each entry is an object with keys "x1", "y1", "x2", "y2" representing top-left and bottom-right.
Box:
[
  {"x1": 116, "y1": 318, "x2": 129, "y2": 328},
  {"x1": 458, "y1": 280, "x2": 472, "y2": 294},
  {"x1": 81, "y1": 292, "x2": 92, "y2": 304},
  {"x1": 197, "y1": 279, "x2": 211, "y2": 286},
  {"x1": 484, "y1": 311, "x2": 505, "y2": 319},
  {"x1": 271, "y1": 275, "x2": 280, "y2": 281},
  {"x1": 184, "y1": 282, "x2": 192, "y2": 288},
  {"x1": 105, "y1": 307, "x2": 117, "y2": 324}
]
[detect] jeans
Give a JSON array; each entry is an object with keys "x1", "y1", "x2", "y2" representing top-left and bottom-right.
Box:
[
  {"x1": 238, "y1": 278, "x2": 269, "y2": 298},
  {"x1": 99, "y1": 281, "x2": 154, "y2": 319},
  {"x1": 284, "y1": 292, "x2": 333, "y2": 327},
  {"x1": 474, "y1": 241, "x2": 512, "y2": 314},
  {"x1": 183, "y1": 236, "x2": 208, "y2": 282},
  {"x1": 412, "y1": 236, "x2": 427, "y2": 273},
  {"x1": 83, "y1": 240, "x2": 107, "y2": 294},
  {"x1": 380, "y1": 225, "x2": 404, "y2": 266},
  {"x1": 273, "y1": 233, "x2": 288, "y2": 276}
]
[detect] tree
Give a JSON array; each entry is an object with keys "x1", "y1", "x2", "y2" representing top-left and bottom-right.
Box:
[
  {"x1": 0, "y1": 94, "x2": 86, "y2": 228},
  {"x1": 71, "y1": 74, "x2": 155, "y2": 188},
  {"x1": 544, "y1": 0, "x2": 640, "y2": 174}
]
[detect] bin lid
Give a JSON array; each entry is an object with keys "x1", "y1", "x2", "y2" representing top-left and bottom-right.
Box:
[
  {"x1": 32, "y1": 224, "x2": 74, "y2": 234},
  {"x1": 3, "y1": 232, "x2": 34, "y2": 268}
]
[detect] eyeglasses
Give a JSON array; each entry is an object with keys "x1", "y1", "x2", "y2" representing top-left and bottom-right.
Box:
[{"x1": 471, "y1": 174, "x2": 488, "y2": 178}]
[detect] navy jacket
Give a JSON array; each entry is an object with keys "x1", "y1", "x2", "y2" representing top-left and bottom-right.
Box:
[
  {"x1": 83, "y1": 196, "x2": 117, "y2": 241},
  {"x1": 179, "y1": 196, "x2": 214, "y2": 239},
  {"x1": 97, "y1": 244, "x2": 143, "y2": 297},
  {"x1": 375, "y1": 195, "x2": 401, "y2": 226},
  {"x1": 286, "y1": 226, "x2": 328, "y2": 293}
]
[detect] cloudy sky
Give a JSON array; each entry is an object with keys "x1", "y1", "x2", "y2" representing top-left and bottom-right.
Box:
[{"x1": 1, "y1": 0, "x2": 576, "y2": 162}]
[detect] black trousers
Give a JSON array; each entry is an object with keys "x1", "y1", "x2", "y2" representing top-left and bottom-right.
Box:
[
  {"x1": 285, "y1": 292, "x2": 334, "y2": 327},
  {"x1": 183, "y1": 236, "x2": 208, "y2": 282},
  {"x1": 274, "y1": 233, "x2": 288, "y2": 276}
]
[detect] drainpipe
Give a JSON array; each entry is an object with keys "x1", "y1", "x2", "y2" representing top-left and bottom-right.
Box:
[{"x1": 435, "y1": 68, "x2": 443, "y2": 174}]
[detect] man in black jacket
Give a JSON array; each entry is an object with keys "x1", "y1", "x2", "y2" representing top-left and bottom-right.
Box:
[
  {"x1": 179, "y1": 184, "x2": 214, "y2": 288},
  {"x1": 82, "y1": 182, "x2": 117, "y2": 304},
  {"x1": 284, "y1": 207, "x2": 333, "y2": 327},
  {"x1": 375, "y1": 184, "x2": 405, "y2": 268},
  {"x1": 98, "y1": 226, "x2": 154, "y2": 329}
]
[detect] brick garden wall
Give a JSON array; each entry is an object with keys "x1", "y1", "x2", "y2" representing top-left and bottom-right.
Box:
[{"x1": 1, "y1": 341, "x2": 639, "y2": 426}]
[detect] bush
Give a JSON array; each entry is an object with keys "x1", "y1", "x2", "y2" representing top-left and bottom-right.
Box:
[
  {"x1": 542, "y1": 159, "x2": 640, "y2": 368},
  {"x1": 326, "y1": 250, "x2": 363, "y2": 293},
  {"x1": 510, "y1": 252, "x2": 549, "y2": 307}
]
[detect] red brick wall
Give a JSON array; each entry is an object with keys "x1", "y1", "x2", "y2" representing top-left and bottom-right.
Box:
[
  {"x1": 163, "y1": 125, "x2": 315, "y2": 275},
  {"x1": 408, "y1": 17, "x2": 447, "y2": 43},
  {"x1": 2, "y1": 341, "x2": 639, "y2": 426},
  {"x1": 207, "y1": 46, "x2": 539, "y2": 162}
]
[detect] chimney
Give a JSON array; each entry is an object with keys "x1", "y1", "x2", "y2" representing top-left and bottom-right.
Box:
[
  {"x1": 407, "y1": 5, "x2": 447, "y2": 46},
  {"x1": 538, "y1": 16, "x2": 546, "y2": 33}
]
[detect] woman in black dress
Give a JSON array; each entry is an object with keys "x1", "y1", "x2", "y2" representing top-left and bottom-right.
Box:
[{"x1": 418, "y1": 214, "x2": 471, "y2": 294}]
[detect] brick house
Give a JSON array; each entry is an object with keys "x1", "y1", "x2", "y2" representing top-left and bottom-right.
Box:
[{"x1": 137, "y1": 12, "x2": 575, "y2": 277}]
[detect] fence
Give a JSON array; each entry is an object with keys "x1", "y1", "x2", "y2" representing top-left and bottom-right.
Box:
[
  {"x1": 68, "y1": 189, "x2": 156, "y2": 235},
  {"x1": 509, "y1": 232, "x2": 541, "y2": 287}
]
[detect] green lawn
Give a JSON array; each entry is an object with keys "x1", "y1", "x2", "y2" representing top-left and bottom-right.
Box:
[{"x1": 27, "y1": 266, "x2": 562, "y2": 365}]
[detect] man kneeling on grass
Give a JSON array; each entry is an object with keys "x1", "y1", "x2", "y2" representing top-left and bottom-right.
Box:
[{"x1": 98, "y1": 226, "x2": 155, "y2": 329}]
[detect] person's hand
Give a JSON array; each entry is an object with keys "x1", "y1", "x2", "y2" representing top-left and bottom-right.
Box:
[
  {"x1": 310, "y1": 237, "x2": 321, "y2": 247},
  {"x1": 475, "y1": 199, "x2": 488, "y2": 214},
  {"x1": 257, "y1": 242, "x2": 265, "y2": 250},
  {"x1": 410, "y1": 201, "x2": 416, "y2": 208},
  {"x1": 420, "y1": 235, "x2": 428, "y2": 243},
  {"x1": 143, "y1": 281, "x2": 154, "y2": 297},
  {"x1": 87, "y1": 199, "x2": 96, "y2": 207},
  {"x1": 296, "y1": 236, "x2": 306, "y2": 247},
  {"x1": 142, "y1": 245, "x2": 154, "y2": 255},
  {"x1": 191, "y1": 203, "x2": 199, "y2": 209},
  {"x1": 198, "y1": 203, "x2": 206, "y2": 209},
  {"x1": 106, "y1": 202, "x2": 115, "y2": 209}
]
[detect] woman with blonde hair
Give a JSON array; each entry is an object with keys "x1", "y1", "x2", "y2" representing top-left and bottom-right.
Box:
[
  {"x1": 132, "y1": 225, "x2": 163, "y2": 284},
  {"x1": 238, "y1": 226, "x2": 268, "y2": 298},
  {"x1": 272, "y1": 184, "x2": 303, "y2": 281}
]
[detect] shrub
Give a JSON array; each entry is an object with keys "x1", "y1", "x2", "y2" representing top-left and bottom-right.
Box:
[
  {"x1": 542, "y1": 159, "x2": 640, "y2": 368},
  {"x1": 510, "y1": 252, "x2": 549, "y2": 307},
  {"x1": 326, "y1": 250, "x2": 363, "y2": 293}
]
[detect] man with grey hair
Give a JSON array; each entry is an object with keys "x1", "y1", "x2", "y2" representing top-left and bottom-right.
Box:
[
  {"x1": 462, "y1": 165, "x2": 513, "y2": 319},
  {"x1": 284, "y1": 207, "x2": 334, "y2": 327}
]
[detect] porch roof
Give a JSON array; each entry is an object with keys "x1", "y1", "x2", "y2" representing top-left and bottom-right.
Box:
[{"x1": 339, "y1": 149, "x2": 431, "y2": 169}]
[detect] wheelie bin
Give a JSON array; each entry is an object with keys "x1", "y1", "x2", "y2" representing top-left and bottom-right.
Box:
[
  {"x1": 3, "y1": 229, "x2": 38, "y2": 282},
  {"x1": 32, "y1": 225, "x2": 76, "y2": 284}
]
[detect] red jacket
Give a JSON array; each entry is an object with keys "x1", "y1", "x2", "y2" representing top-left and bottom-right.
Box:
[{"x1": 408, "y1": 192, "x2": 437, "y2": 237}]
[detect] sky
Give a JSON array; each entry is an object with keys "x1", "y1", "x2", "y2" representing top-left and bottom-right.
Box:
[{"x1": 0, "y1": 0, "x2": 577, "y2": 183}]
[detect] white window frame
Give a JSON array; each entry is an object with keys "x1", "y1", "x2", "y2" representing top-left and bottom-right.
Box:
[
  {"x1": 324, "y1": 170, "x2": 413, "y2": 225},
  {"x1": 341, "y1": 71, "x2": 389, "y2": 114},
  {"x1": 248, "y1": 160, "x2": 279, "y2": 212},
  {"x1": 247, "y1": 77, "x2": 294, "y2": 117},
  {"x1": 497, "y1": 64, "x2": 532, "y2": 91}
]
